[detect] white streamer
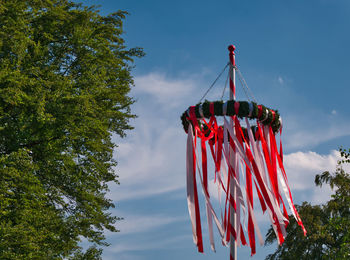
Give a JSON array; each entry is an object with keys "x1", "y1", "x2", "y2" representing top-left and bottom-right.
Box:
[{"x1": 186, "y1": 125, "x2": 198, "y2": 244}]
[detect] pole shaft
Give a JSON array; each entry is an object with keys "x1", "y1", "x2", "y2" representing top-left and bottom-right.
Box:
[
  {"x1": 228, "y1": 45, "x2": 236, "y2": 101},
  {"x1": 228, "y1": 44, "x2": 237, "y2": 260}
]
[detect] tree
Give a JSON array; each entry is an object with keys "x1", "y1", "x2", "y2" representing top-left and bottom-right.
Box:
[
  {"x1": 265, "y1": 148, "x2": 350, "y2": 260},
  {"x1": 0, "y1": 0, "x2": 143, "y2": 258}
]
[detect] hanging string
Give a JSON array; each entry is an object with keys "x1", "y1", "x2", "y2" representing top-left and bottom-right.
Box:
[
  {"x1": 199, "y1": 62, "x2": 230, "y2": 103},
  {"x1": 220, "y1": 67, "x2": 230, "y2": 101},
  {"x1": 235, "y1": 65, "x2": 257, "y2": 103},
  {"x1": 219, "y1": 64, "x2": 257, "y2": 103},
  {"x1": 198, "y1": 62, "x2": 257, "y2": 105},
  {"x1": 236, "y1": 67, "x2": 251, "y2": 102}
]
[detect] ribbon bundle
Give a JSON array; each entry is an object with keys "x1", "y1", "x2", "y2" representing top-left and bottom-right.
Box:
[{"x1": 184, "y1": 102, "x2": 306, "y2": 256}]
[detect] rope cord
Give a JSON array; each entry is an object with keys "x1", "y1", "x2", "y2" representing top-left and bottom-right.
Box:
[
  {"x1": 235, "y1": 65, "x2": 257, "y2": 103},
  {"x1": 199, "y1": 62, "x2": 230, "y2": 103},
  {"x1": 236, "y1": 67, "x2": 251, "y2": 103},
  {"x1": 198, "y1": 62, "x2": 257, "y2": 105},
  {"x1": 220, "y1": 68, "x2": 230, "y2": 101}
]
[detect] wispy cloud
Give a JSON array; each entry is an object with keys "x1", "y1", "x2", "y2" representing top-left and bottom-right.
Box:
[
  {"x1": 134, "y1": 73, "x2": 198, "y2": 107},
  {"x1": 205, "y1": 150, "x2": 341, "y2": 217},
  {"x1": 284, "y1": 116, "x2": 350, "y2": 150},
  {"x1": 103, "y1": 71, "x2": 350, "y2": 259},
  {"x1": 115, "y1": 213, "x2": 186, "y2": 235},
  {"x1": 277, "y1": 76, "x2": 284, "y2": 85},
  {"x1": 111, "y1": 72, "x2": 350, "y2": 203},
  {"x1": 111, "y1": 122, "x2": 186, "y2": 201},
  {"x1": 111, "y1": 72, "x2": 212, "y2": 201},
  {"x1": 103, "y1": 211, "x2": 189, "y2": 258},
  {"x1": 106, "y1": 234, "x2": 190, "y2": 255}
]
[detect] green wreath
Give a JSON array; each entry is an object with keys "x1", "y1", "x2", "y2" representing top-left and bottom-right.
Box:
[{"x1": 181, "y1": 100, "x2": 281, "y2": 134}]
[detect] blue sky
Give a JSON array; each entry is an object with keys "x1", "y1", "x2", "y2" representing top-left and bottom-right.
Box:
[{"x1": 81, "y1": 1, "x2": 350, "y2": 259}]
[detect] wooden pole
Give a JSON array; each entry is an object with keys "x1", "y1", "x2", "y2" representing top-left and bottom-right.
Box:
[{"x1": 228, "y1": 44, "x2": 237, "y2": 260}]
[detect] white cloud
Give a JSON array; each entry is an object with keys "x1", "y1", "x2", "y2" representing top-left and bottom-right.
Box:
[
  {"x1": 106, "y1": 67, "x2": 348, "y2": 256},
  {"x1": 115, "y1": 213, "x2": 186, "y2": 235},
  {"x1": 103, "y1": 254, "x2": 142, "y2": 260},
  {"x1": 283, "y1": 149, "x2": 350, "y2": 204},
  {"x1": 110, "y1": 72, "x2": 208, "y2": 201},
  {"x1": 277, "y1": 76, "x2": 284, "y2": 85},
  {"x1": 201, "y1": 150, "x2": 344, "y2": 216},
  {"x1": 111, "y1": 71, "x2": 350, "y2": 210},
  {"x1": 283, "y1": 113, "x2": 350, "y2": 150},
  {"x1": 110, "y1": 121, "x2": 187, "y2": 201},
  {"x1": 133, "y1": 73, "x2": 198, "y2": 107},
  {"x1": 242, "y1": 72, "x2": 350, "y2": 151},
  {"x1": 106, "y1": 234, "x2": 189, "y2": 254},
  {"x1": 284, "y1": 150, "x2": 339, "y2": 185}
]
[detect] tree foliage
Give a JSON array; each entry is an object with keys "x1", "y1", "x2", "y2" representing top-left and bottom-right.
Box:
[
  {"x1": 0, "y1": 0, "x2": 143, "y2": 258},
  {"x1": 265, "y1": 148, "x2": 350, "y2": 260}
]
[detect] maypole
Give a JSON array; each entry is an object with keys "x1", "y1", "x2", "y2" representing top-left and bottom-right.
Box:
[
  {"x1": 228, "y1": 44, "x2": 237, "y2": 260},
  {"x1": 181, "y1": 44, "x2": 306, "y2": 260}
]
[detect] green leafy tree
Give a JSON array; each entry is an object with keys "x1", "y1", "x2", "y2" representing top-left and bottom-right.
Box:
[
  {"x1": 265, "y1": 148, "x2": 350, "y2": 260},
  {"x1": 0, "y1": 0, "x2": 143, "y2": 258}
]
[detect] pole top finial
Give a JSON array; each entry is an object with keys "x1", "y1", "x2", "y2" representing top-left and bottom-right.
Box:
[{"x1": 228, "y1": 45, "x2": 236, "y2": 53}]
